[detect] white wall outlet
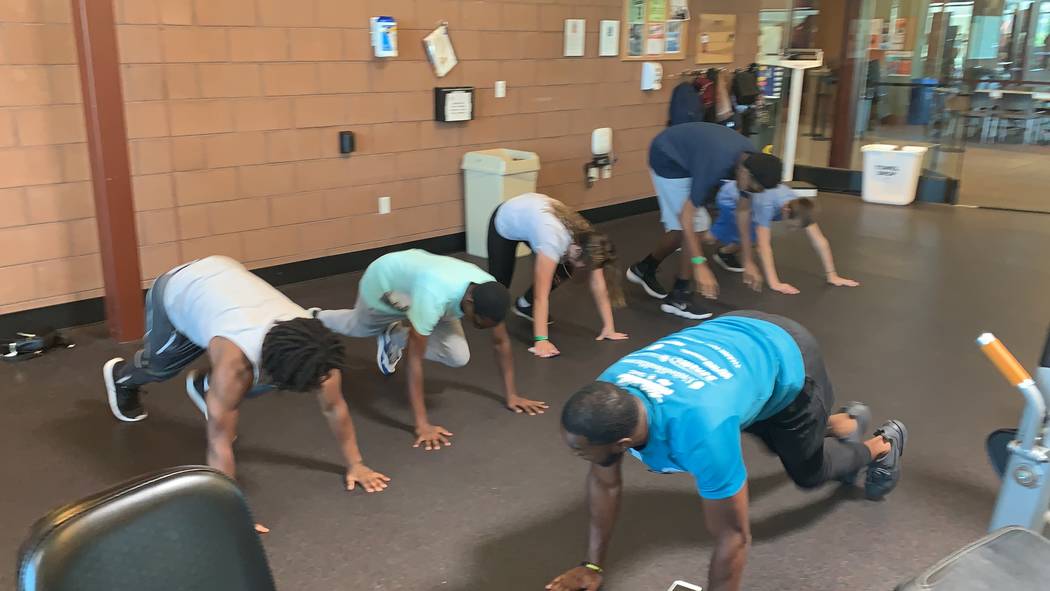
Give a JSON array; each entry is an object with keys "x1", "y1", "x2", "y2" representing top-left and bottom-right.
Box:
[
  {"x1": 378, "y1": 196, "x2": 391, "y2": 214},
  {"x1": 494, "y1": 80, "x2": 506, "y2": 98}
]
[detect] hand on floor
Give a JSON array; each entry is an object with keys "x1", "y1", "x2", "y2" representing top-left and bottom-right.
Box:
[
  {"x1": 827, "y1": 274, "x2": 860, "y2": 287},
  {"x1": 254, "y1": 523, "x2": 270, "y2": 534},
  {"x1": 529, "y1": 339, "x2": 561, "y2": 358},
  {"x1": 414, "y1": 424, "x2": 453, "y2": 451},
  {"x1": 596, "y1": 329, "x2": 629, "y2": 341},
  {"x1": 546, "y1": 566, "x2": 602, "y2": 591},
  {"x1": 770, "y1": 282, "x2": 800, "y2": 295},
  {"x1": 346, "y1": 464, "x2": 391, "y2": 493},
  {"x1": 743, "y1": 263, "x2": 763, "y2": 292},
  {"x1": 506, "y1": 394, "x2": 549, "y2": 415}
]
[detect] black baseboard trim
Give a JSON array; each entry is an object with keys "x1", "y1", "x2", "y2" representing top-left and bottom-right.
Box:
[
  {"x1": 0, "y1": 197, "x2": 659, "y2": 334},
  {"x1": 793, "y1": 164, "x2": 958, "y2": 204}
]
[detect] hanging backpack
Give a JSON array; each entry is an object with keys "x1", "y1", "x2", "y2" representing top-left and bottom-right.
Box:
[{"x1": 733, "y1": 70, "x2": 761, "y2": 106}]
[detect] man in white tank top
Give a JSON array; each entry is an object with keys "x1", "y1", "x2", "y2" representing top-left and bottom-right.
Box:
[{"x1": 102, "y1": 256, "x2": 389, "y2": 503}]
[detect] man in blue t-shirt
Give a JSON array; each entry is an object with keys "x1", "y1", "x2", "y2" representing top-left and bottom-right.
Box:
[
  {"x1": 626, "y1": 123, "x2": 785, "y2": 321},
  {"x1": 545, "y1": 312, "x2": 907, "y2": 591},
  {"x1": 709, "y1": 181, "x2": 860, "y2": 295}
]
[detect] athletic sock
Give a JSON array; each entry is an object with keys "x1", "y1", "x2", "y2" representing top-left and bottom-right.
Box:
[
  {"x1": 637, "y1": 255, "x2": 660, "y2": 274},
  {"x1": 517, "y1": 295, "x2": 531, "y2": 308}
]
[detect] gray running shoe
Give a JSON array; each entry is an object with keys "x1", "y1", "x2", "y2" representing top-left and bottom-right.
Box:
[{"x1": 865, "y1": 420, "x2": 907, "y2": 500}]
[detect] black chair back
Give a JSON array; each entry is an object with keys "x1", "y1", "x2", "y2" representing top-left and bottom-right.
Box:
[{"x1": 18, "y1": 466, "x2": 276, "y2": 591}]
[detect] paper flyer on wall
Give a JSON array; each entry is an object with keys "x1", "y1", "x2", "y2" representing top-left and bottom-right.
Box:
[
  {"x1": 647, "y1": 23, "x2": 665, "y2": 55},
  {"x1": 629, "y1": 0, "x2": 645, "y2": 23},
  {"x1": 600, "y1": 20, "x2": 621, "y2": 56},
  {"x1": 564, "y1": 19, "x2": 586, "y2": 56},
  {"x1": 669, "y1": 0, "x2": 689, "y2": 20},
  {"x1": 423, "y1": 25, "x2": 458, "y2": 78},
  {"x1": 648, "y1": 0, "x2": 666, "y2": 22},
  {"x1": 628, "y1": 23, "x2": 644, "y2": 56},
  {"x1": 666, "y1": 21, "x2": 682, "y2": 53}
]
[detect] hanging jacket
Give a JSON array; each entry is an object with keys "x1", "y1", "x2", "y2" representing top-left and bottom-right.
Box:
[
  {"x1": 732, "y1": 70, "x2": 761, "y2": 105},
  {"x1": 667, "y1": 81, "x2": 705, "y2": 126}
]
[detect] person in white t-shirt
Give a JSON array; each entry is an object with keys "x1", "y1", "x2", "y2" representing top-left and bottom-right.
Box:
[
  {"x1": 102, "y1": 255, "x2": 389, "y2": 505},
  {"x1": 487, "y1": 193, "x2": 628, "y2": 359}
]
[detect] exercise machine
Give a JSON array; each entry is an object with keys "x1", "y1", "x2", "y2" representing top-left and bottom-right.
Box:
[
  {"x1": 895, "y1": 329, "x2": 1050, "y2": 589},
  {"x1": 978, "y1": 330, "x2": 1050, "y2": 533}
]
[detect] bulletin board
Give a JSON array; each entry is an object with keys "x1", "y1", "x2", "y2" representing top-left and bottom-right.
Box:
[{"x1": 622, "y1": 0, "x2": 690, "y2": 61}]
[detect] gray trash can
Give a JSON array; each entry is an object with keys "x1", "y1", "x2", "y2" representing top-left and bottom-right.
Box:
[{"x1": 461, "y1": 149, "x2": 541, "y2": 258}]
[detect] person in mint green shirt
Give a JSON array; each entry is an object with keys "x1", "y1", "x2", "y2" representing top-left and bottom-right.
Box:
[
  {"x1": 547, "y1": 312, "x2": 907, "y2": 591},
  {"x1": 318, "y1": 250, "x2": 548, "y2": 451}
]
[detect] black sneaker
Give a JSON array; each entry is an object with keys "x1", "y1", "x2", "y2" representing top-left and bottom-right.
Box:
[
  {"x1": 659, "y1": 292, "x2": 714, "y2": 320},
  {"x1": 626, "y1": 264, "x2": 667, "y2": 299},
  {"x1": 512, "y1": 298, "x2": 553, "y2": 325},
  {"x1": 865, "y1": 420, "x2": 907, "y2": 500},
  {"x1": 103, "y1": 357, "x2": 147, "y2": 422},
  {"x1": 185, "y1": 369, "x2": 209, "y2": 419},
  {"x1": 713, "y1": 251, "x2": 744, "y2": 273}
]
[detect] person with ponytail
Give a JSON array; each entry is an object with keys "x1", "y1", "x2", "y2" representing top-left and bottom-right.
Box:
[
  {"x1": 102, "y1": 255, "x2": 390, "y2": 517},
  {"x1": 487, "y1": 193, "x2": 628, "y2": 359}
]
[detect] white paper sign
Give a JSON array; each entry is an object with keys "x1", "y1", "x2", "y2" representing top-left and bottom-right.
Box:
[
  {"x1": 600, "y1": 20, "x2": 620, "y2": 56},
  {"x1": 564, "y1": 19, "x2": 586, "y2": 57},
  {"x1": 424, "y1": 25, "x2": 458, "y2": 78},
  {"x1": 444, "y1": 90, "x2": 472, "y2": 122}
]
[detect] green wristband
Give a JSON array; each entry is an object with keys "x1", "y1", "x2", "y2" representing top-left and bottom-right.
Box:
[
  {"x1": 533, "y1": 335, "x2": 549, "y2": 342},
  {"x1": 691, "y1": 255, "x2": 707, "y2": 265},
  {"x1": 580, "y1": 561, "x2": 603, "y2": 573}
]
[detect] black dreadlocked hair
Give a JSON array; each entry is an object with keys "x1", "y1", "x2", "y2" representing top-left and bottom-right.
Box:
[
  {"x1": 561, "y1": 381, "x2": 639, "y2": 445},
  {"x1": 261, "y1": 317, "x2": 346, "y2": 392}
]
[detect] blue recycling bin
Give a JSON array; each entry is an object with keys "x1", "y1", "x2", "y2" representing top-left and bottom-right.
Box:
[{"x1": 907, "y1": 78, "x2": 937, "y2": 125}]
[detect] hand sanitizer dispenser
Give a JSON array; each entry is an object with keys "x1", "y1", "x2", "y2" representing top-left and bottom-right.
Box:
[
  {"x1": 586, "y1": 128, "x2": 615, "y2": 187},
  {"x1": 370, "y1": 16, "x2": 398, "y2": 57},
  {"x1": 641, "y1": 62, "x2": 663, "y2": 91}
]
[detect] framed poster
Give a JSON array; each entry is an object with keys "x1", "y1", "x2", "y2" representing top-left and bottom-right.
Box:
[
  {"x1": 621, "y1": 0, "x2": 688, "y2": 61},
  {"x1": 695, "y1": 14, "x2": 736, "y2": 64}
]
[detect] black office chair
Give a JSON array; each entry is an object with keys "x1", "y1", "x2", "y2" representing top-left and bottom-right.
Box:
[{"x1": 18, "y1": 466, "x2": 276, "y2": 591}]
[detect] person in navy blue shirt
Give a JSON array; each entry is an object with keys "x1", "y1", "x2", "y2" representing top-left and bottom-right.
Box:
[
  {"x1": 625, "y1": 123, "x2": 783, "y2": 321},
  {"x1": 545, "y1": 312, "x2": 907, "y2": 591}
]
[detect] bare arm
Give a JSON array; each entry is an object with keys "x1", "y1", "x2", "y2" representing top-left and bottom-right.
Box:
[
  {"x1": 530, "y1": 255, "x2": 561, "y2": 358},
  {"x1": 405, "y1": 327, "x2": 453, "y2": 450},
  {"x1": 204, "y1": 338, "x2": 253, "y2": 480},
  {"x1": 736, "y1": 197, "x2": 762, "y2": 291},
  {"x1": 702, "y1": 485, "x2": 752, "y2": 591},
  {"x1": 545, "y1": 457, "x2": 624, "y2": 591},
  {"x1": 680, "y1": 199, "x2": 719, "y2": 299},
  {"x1": 316, "y1": 369, "x2": 389, "y2": 492},
  {"x1": 756, "y1": 226, "x2": 798, "y2": 294},
  {"x1": 586, "y1": 459, "x2": 624, "y2": 565},
  {"x1": 588, "y1": 269, "x2": 625, "y2": 339},
  {"x1": 490, "y1": 322, "x2": 547, "y2": 414},
  {"x1": 805, "y1": 223, "x2": 859, "y2": 286}
]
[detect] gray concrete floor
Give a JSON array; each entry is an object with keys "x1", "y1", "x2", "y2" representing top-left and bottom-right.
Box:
[{"x1": 2, "y1": 195, "x2": 1050, "y2": 590}]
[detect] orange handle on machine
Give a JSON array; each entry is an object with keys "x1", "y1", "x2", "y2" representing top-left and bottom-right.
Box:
[{"x1": 978, "y1": 333, "x2": 1033, "y2": 386}]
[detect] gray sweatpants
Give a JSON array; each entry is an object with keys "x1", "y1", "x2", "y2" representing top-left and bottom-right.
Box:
[{"x1": 317, "y1": 293, "x2": 470, "y2": 368}]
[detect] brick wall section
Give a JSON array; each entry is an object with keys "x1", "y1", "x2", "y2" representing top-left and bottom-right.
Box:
[{"x1": 0, "y1": 0, "x2": 758, "y2": 315}]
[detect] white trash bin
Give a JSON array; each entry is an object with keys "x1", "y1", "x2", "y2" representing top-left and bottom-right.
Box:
[
  {"x1": 860, "y1": 144, "x2": 928, "y2": 205},
  {"x1": 461, "y1": 149, "x2": 541, "y2": 258}
]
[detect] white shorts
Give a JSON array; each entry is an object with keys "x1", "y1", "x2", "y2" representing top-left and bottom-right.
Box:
[{"x1": 650, "y1": 169, "x2": 711, "y2": 233}]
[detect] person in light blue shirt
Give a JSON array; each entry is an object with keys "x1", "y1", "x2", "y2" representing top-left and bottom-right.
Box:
[
  {"x1": 546, "y1": 311, "x2": 907, "y2": 591},
  {"x1": 709, "y1": 181, "x2": 860, "y2": 295},
  {"x1": 318, "y1": 250, "x2": 548, "y2": 451}
]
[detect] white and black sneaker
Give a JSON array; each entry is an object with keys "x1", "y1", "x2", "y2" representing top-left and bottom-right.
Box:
[
  {"x1": 659, "y1": 293, "x2": 714, "y2": 320},
  {"x1": 512, "y1": 297, "x2": 553, "y2": 325},
  {"x1": 376, "y1": 321, "x2": 406, "y2": 376},
  {"x1": 713, "y1": 251, "x2": 744, "y2": 273},
  {"x1": 626, "y1": 264, "x2": 668, "y2": 299},
  {"x1": 185, "y1": 369, "x2": 209, "y2": 419},
  {"x1": 103, "y1": 357, "x2": 147, "y2": 422}
]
